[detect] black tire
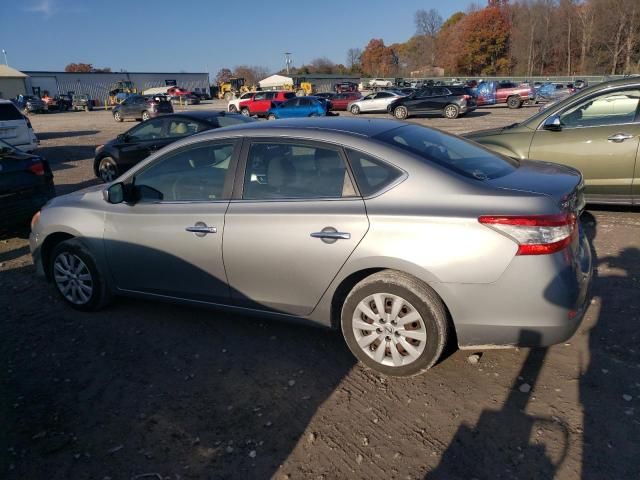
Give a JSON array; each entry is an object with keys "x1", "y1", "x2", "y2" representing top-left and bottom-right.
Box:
[
  {"x1": 507, "y1": 96, "x2": 522, "y2": 109},
  {"x1": 229, "y1": 105, "x2": 237, "y2": 113},
  {"x1": 393, "y1": 106, "x2": 409, "y2": 120},
  {"x1": 97, "y1": 156, "x2": 118, "y2": 183},
  {"x1": 341, "y1": 270, "x2": 448, "y2": 377},
  {"x1": 113, "y1": 111, "x2": 123, "y2": 122},
  {"x1": 50, "y1": 239, "x2": 112, "y2": 311},
  {"x1": 267, "y1": 114, "x2": 277, "y2": 120},
  {"x1": 350, "y1": 105, "x2": 360, "y2": 115},
  {"x1": 443, "y1": 104, "x2": 460, "y2": 119},
  {"x1": 141, "y1": 110, "x2": 151, "y2": 121}
]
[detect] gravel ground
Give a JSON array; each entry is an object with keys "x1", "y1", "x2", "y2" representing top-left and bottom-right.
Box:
[{"x1": 1, "y1": 102, "x2": 639, "y2": 479}]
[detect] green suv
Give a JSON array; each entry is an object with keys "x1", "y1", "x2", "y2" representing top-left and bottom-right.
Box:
[{"x1": 465, "y1": 78, "x2": 640, "y2": 205}]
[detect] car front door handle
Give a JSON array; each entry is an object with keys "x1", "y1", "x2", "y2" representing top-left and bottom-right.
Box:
[
  {"x1": 185, "y1": 222, "x2": 217, "y2": 237},
  {"x1": 607, "y1": 133, "x2": 634, "y2": 143}
]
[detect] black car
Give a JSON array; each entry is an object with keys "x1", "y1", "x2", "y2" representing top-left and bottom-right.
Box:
[
  {"x1": 0, "y1": 138, "x2": 55, "y2": 229},
  {"x1": 112, "y1": 94, "x2": 173, "y2": 122},
  {"x1": 387, "y1": 86, "x2": 477, "y2": 120},
  {"x1": 94, "y1": 111, "x2": 256, "y2": 182}
]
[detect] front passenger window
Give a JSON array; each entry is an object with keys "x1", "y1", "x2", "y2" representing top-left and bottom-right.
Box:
[
  {"x1": 560, "y1": 89, "x2": 640, "y2": 128},
  {"x1": 134, "y1": 143, "x2": 235, "y2": 202},
  {"x1": 128, "y1": 119, "x2": 164, "y2": 141}
]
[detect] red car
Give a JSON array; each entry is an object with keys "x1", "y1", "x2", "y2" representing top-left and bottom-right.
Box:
[
  {"x1": 239, "y1": 90, "x2": 296, "y2": 117},
  {"x1": 329, "y1": 92, "x2": 362, "y2": 111},
  {"x1": 334, "y1": 82, "x2": 358, "y2": 93},
  {"x1": 476, "y1": 81, "x2": 535, "y2": 109},
  {"x1": 167, "y1": 87, "x2": 192, "y2": 97}
]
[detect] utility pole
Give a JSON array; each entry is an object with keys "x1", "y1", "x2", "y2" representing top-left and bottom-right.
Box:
[
  {"x1": 2, "y1": 49, "x2": 8, "y2": 65},
  {"x1": 284, "y1": 52, "x2": 292, "y2": 75}
]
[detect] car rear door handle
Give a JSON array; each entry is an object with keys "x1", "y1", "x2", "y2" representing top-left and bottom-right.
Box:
[
  {"x1": 186, "y1": 222, "x2": 217, "y2": 237},
  {"x1": 311, "y1": 228, "x2": 351, "y2": 244},
  {"x1": 607, "y1": 133, "x2": 634, "y2": 143}
]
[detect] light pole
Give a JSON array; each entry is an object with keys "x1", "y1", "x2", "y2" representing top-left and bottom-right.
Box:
[
  {"x1": 284, "y1": 52, "x2": 292, "y2": 75},
  {"x1": 1, "y1": 49, "x2": 7, "y2": 65}
]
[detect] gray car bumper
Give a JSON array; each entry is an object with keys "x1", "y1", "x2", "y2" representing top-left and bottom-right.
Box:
[{"x1": 433, "y1": 231, "x2": 592, "y2": 349}]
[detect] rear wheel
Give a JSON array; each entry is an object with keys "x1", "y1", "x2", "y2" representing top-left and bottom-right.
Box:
[
  {"x1": 341, "y1": 270, "x2": 448, "y2": 377},
  {"x1": 113, "y1": 111, "x2": 123, "y2": 122},
  {"x1": 507, "y1": 96, "x2": 522, "y2": 109},
  {"x1": 393, "y1": 106, "x2": 408, "y2": 120},
  {"x1": 97, "y1": 156, "x2": 118, "y2": 183},
  {"x1": 229, "y1": 105, "x2": 237, "y2": 113},
  {"x1": 240, "y1": 108, "x2": 250, "y2": 117},
  {"x1": 350, "y1": 105, "x2": 360, "y2": 115},
  {"x1": 50, "y1": 239, "x2": 112, "y2": 311},
  {"x1": 443, "y1": 104, "x2": 460, "y2": 119},
  {"x1": 141, "y1": 110, "x2": 150, "y2": 121},
  {"x1": 267, "y1": 113, "x2": 277, "y2": 120}
]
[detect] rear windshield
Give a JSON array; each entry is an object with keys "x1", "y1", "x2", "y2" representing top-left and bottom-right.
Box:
[
  {"x1": 449, "y1": 86, "x2": 475, "y2": 97},
  {"x1": 214, "y1": 115, "x2": 256, "y2": 128},
  {"x1": 374, "y1": 125, "x2": 518, "y2": 180},
  {"x1": 0, "y1": 103, "x2": 24, "y2": 121}
]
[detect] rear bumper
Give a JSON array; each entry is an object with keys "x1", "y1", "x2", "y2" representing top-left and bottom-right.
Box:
[
  {"x1": 433, "y1": 229, "x2": 593, "y2": 349},
  {"x1": 0, "y1": 184, "x2": 55, "y2": 227}
]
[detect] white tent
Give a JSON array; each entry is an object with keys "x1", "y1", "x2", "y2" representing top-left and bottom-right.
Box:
[{"x1": 258, "y1": 74, "x2": 293, "y2": 89}]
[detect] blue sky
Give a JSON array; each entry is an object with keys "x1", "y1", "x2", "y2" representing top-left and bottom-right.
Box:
[{"x1": 2, "y1": 0, "x2": 472, "y2": 77}]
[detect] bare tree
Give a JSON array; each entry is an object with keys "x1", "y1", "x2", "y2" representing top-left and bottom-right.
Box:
[
  {"x1": 346, "y1": 48, "x2": 362, "y2": 69},
  {"x1": 415, "y1": 8, "x2": 443, "y2": 66}
]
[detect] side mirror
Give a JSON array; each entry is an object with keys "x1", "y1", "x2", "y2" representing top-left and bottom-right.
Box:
[
  {"x1": 105, "y1": 182, "x2": 125, "y2": 204},
  {"x1": 543, "y1": 115, "x2": 563, "y2": 131}
]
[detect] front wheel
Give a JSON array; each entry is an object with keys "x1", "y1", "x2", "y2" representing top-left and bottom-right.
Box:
[
  {"x1": 240, "y1": 108, "x2": 250, "y2": 117},
  {"x1": 393, "y1": 106, "x2": 408, "y2": 120},
  {"x1": 350, "y1": 105, "x2": 360, "y2": 115},
  {"x1": 229, "y1": 105, "x2": 237, "y2": 113},
  {"x1": 113, "y1": 111, "x2": 123, "y2": 122},
  {"x1": 141, "y1": 110, "x2": 150, "y2": 121},
  {"x1": 50, "y1": 239, "x2": 112, "y2": 311},
  {"x1": 443, "y1": 104, "x2": 460, "y2": 119},
  {"x1": 267, "y1": 113, "x2": 277, "y2": 120},
  {"x1": 341, "y1": 270, "x2": 448, "y2": 377},
  {"x1": 97, "y1": 156, "x2": 118, "y2": 183}
]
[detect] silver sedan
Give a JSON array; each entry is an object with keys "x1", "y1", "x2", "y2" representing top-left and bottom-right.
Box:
[
  {"x1": 29, "y1": 118, "x2": 592, "y2": 376},
  {"x1": 348, "y1": 91, "x2": 404, "y2": 115}
]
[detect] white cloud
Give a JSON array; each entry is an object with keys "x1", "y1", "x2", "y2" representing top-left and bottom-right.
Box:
[{"x1": 26, "y1": 0, "x2": 55, "y2": 18}]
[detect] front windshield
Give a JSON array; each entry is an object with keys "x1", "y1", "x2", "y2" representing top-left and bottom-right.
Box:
[{"x1": 374, "y1": 125, "x2": 518, "y2": 180}]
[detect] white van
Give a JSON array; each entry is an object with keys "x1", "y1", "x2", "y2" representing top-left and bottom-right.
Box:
[{"x1": 0, "y1": 100, "x2": 38, "y2": 152}]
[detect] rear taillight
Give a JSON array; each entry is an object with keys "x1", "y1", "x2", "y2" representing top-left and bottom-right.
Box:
[
  {"x1": 28, "y1": 161, "x2": 45, "y2": 176},
  {"x1": 478, "y1": 213, "x2": 576, "y2": 255}
]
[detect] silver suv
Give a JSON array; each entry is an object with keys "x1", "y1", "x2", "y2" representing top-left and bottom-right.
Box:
[{"x1": 30, "y1": 118, "x2": 592, "y2": 376}]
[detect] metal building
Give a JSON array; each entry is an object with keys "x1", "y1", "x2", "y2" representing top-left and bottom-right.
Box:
[
  {"x1": 0, "y1": 65, "x2": 28, "y2": 99},
  {"x1": 23, "y1": 71, "x2": 210, "y2": 103}
]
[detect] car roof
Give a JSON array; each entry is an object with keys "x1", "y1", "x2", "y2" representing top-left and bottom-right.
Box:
[
  {"x1": 162, "y1": 110, "x2": 245, "y2": 121},
  {"x1": 195, "y1": 117, "x2": 407, "y2": 139}
]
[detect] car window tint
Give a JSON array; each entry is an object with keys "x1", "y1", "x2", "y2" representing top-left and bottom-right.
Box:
[
  {"x1": 282, "y1": 98, "x2": 298, "y2": 107},
  {"x1": 299, "y1": 98, "x2": 311, "y2": 106},
  {"x1": 135, "y1": 143, "x2": 234, "y2": 202},
  {"x1": 215, "y1": 115, "x2": 255, "y2": 127},
  {"x1": 346, "y1": 149, "x2": 403, "y2": 196},
  {"x1": 128, "y1": 119, "x2": 164, "y2": 141},
  {"x1": 284, "y1": 92, "x2": 296, "y2": 99},
  {"x1": 375, "y1": 124, "x2": 518, "y2": 181},
  {"x1": 254, "y1": 93, "x2": 267, "y2": 100},
  {"x1": 376, "y1": 92, "x2": 392, "y2": 98},
  {"x1": 243, "y1": 143, "x2": 356, "y2": 200},
  {"x1": 560, "y1": 89, "x2": 640, "y2": 128},
  {"x1": 0, "y1": 103, "x2": 23, "y2": 120},
  {"x1": 167, "y1": 119, "x2": 208, "y2": 137}
]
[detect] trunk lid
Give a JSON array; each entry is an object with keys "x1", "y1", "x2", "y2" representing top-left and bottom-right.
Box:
[{"x1": 487, "y1": 159, "x2": 585, "y2": 214}]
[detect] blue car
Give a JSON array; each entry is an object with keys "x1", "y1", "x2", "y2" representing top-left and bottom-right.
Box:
[{"x1": 267, "y1": 96, "x2": 329, "y2": 120}]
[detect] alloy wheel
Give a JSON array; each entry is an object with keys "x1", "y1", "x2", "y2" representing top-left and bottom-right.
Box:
[
  {"x1": 351, "y1": 293, "x2": 427, "y2": 367},
  {"x1": 53, "y1": 252, "x2": 94, "y2": 305},
  {"x1": 444, "y1": 105, "x2": 458, "y2": 119},
  {"x1": 99, "y1": 158, "x2": 117, "y2": 182}
]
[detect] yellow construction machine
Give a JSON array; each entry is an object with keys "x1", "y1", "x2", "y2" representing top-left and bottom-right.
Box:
[
  {"x1": 217, "y1": 77, "x2": 251, "y2": 101},
  {"x1": 108, "y1": 80, "x2": 138, "y2": 105}
]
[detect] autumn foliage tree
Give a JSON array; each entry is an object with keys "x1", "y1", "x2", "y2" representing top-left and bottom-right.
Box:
[
  {"x1": 64, "y1": 63, "x2": 110, "y2": 73},
  {"x1": 360, "y1": 39, "x2": 398, "y2": 76}
]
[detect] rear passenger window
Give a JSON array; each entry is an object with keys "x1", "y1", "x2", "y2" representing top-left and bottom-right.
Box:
[
  {"x1": 243, "y1": 143, "x2": 356, "y2": 200},
  {"x1": 346, "y1": 149, "x2": 403, "y2": 196},
  {"x1": 0, "y1": 103, "x2": 24, "y2": 120}
]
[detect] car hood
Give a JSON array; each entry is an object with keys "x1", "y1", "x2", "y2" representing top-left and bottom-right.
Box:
[
  {"x1": 46, "y1": 183, "x2": 105, "y2": 209},
  {"x1": 487, "y1": 159, "x2": 583, "y2": 209}
]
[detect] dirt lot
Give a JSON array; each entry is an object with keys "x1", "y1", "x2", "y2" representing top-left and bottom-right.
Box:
[{"x1": 1, "y1": 103, "x2": 639, "y2": 479}]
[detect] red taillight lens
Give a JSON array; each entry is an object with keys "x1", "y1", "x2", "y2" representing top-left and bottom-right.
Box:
[
  {"x1": 28, "y1": 161, "x2": 45, "y2": 176},
  {"x1": 478, "y1": 214, "x2": 576, "y2": 255}
]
